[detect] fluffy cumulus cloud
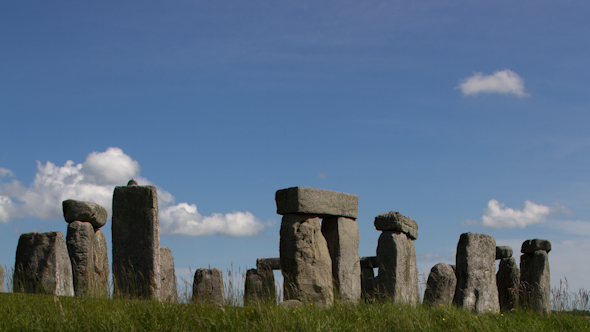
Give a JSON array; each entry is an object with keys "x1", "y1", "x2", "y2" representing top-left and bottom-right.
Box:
[
  {"x1": 457, "y1": 69, "x2": 529, "y2": 97},
  {"x1": 0, "y1": 147, "x2": 264, "y2": 237},
  {"x1": 481, "y1": 199, "x2": 551, "y2": 228}
]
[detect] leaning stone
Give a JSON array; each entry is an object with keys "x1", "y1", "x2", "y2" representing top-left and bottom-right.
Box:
[
  {"x1": 375, "y1": 231, "x2": 419, "y2": 305},
  {"x1": 374, "y1": 212, "x2": 418, "y2": 240},
  {"x1": 521, "y1": 239, "x2": 551, "y2": 254},
  {"x1": 497, "y1": 257, "x2": 519, "y2": 312},
  {"x1": 520, "y1": 250, "x2": 551, "y2": 313},
  {"x1": 0, "y1": 265, "x2": 3, "y2": 292},
  {"x1": 275, "y1": 187, "x2": 358, "y2": 219},
  {"x1": 66, "y1": 221, "x2": 95, "y2": 297},
  {"x1": 256, "y1": 257, "x2": 281, "y2": 270},
  {"x1": 192, "y1": 268, "x2": 225, "y2": 305},
  {"x1": 92, "y1": 229, "x2": 109, "y2": 297},
  {"x1": 496, "y1": 246, "x2": 513, "y2": 260},
  {"x1": 360, "y1": 256, "x2": 379, "y2": 269},
  {"x1": 244, "y1": 268, "x2": 276, "y2": 305},
  {"x1": 112, "y1": 185, "x2": 160, "y2": 300},
  {"x1": 13, "y1": 231, "x2": 74, "y2": 296},
  {"x1": 321, "y1": 217, "x2": 361, "y2": 302},
  {"x1": 160, "y1": 247, "x2": 178, "y2": 303},
  {"x1": 423, "y1": 263, "x2": 457, "y2": 306},
  {"x1": 453, "y1": 232, "x2": 499, "y2": 313},
  {"x1": 280, "y1": 214, "x2": 334, "y2": 306},
  {"x1": 279, "y1": 299, "x2": 303, "y2": 309},
  {"x1": 62, "y1": 199, "x2": 108, "y2": 229}
]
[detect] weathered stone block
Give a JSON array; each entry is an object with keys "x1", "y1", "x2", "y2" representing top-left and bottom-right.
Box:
[
  {"x1": 361, "y1": 267, "x2": 376, "y2": 301},
  {"x1": 520, "y1": 250, "x2": 551, "y2": 313},
  {"x1": 275, "y1": 187, "x2": 358, "y2": 219},
  {"x1": 497, "y1": 257, "x2": 519, "y2": 312},
  {"x1": 360, "y1": 256, "x2": 379, "y2": 269},
  {"x1": 376, "y1": 231, "x2": 419, "y2": 305},
  {"x1": 496, "y1": 246, "x2": 513, "y2": 260},
  {"x1": 14, "y1": 231, "x2": 74, "y2": 296},
  {"x1": 374, "y1": 212, "x2": 418, "y2": 240},
  {"x1": 453, "y1": 232, "x2": 499, "y2": 313},
  {"x1": 112, "y1": 185, "x2": 160, "y2": 300},
  {"x1": 159, "y1": 247, "x2": 178, "y2": 303},
  {"x1": 66, "y1": 221, "x2": 95, "y2": 297},
  {"x1": 280, "y1": 214, "x2": 334, "y2": 306},
  {"x1": 0, "y1": 265, "x2": 4, "y2": 292},
  {"x1": 321, "y1": 217, "x2": 361, "y2": 302},
  {"x1": 521, "y1": 239, "x2": 551, "y2": 254},
  {"x1": 256, "y1": 257, "x2": 281, "y2": 270},
  {"x1": 192, "y1": 268, "x2": 225, "y2": 305},
  {"x1": 63, "y1": 199, "x2": 108, "y2": 229},
  {"x1": 423, "y1": 263, "x2": 457, "y2": 306},
  {"x1": 244, "y1": 268, "x2": 276, "y2": 305},
  {"x1": 92, "y1": 229, "x2": 109, "y2": 297}
]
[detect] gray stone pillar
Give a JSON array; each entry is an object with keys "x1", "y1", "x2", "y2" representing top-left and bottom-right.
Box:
[
  {"x1": 112, "y1": 184, "x2": 160, "y2": 300},
  {"x1": 244, "y1": 268, "x2": 276, "y2": 305},
  {"x1": 497, "y1": 257, "x2": 519, "y2": 311},
  {"x1": 93, "y1": 229, "x2": 109, "y2": 297},
  {"x1": 453, "y1": 232, "x2": 499, "y2": 313},
  {"x1": 66, "y1": 221, "x2": 95, "y2": 297},
  {"x1": 360, "y1": 256, "x2": 378, "y2": 301},
  {"x1": 14, "y1": 231, "x2": 74, "y2": 296},
  {"x1": 192, "y1": 268, "x2": 225, "y2": 305},
  {"x1": 424, "y1": 263, "x2": 457, "y2": 306},
  {"x1": 520, "y1": 239, "x2": 551, "y2": 313},
  {"x1": 0, "y1": 265, "x2": 4, "y2": 292},
  {"x1": 160, "y1": 247, "x2": 178, "y2": 303}
]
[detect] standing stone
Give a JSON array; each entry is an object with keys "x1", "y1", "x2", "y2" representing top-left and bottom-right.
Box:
[
  {"x1": 66, "y1": 221, "x2": 95, "y2": 297},
  {"x1": 275, "y1": 187, "x2": 358, "y2": 219},
  {"x1": 159, "y1": 247, "x2": 178, "y2": 303},
  {"x1": 112, "y1": 184, "x2": 160, "y2": 300},
  {"x1": 244, "y1": 268, "x2": 276, "y2": 305},
  {"x1": 375, "y1": 231, "x2": 419, "y2": 305},
  {"x1": 423, "y1": 263, "x2": 457, "y2": 306},
  {"x1": 192, "y1": 268, "x2": 225, "y2": 305},
  {"x1": 13, "y1": 231, "x2": 74, "y2": 296},
  {"x1": 62, "y1": 199, "x2": 108, "y2": 229},
  {"x1": 321, "y1": 217, "x2": 361, "y2": 302},
  {"x1": 497, "y1": 257, "x2": 519, "y2": 312},
  {"x1": 453, "y1": 232, "x2": 499, "y2": 313},
  {"x1": 280, "y1": 214, "x2": 334, "y2": 306},
  {"x1": 0, "y1": 265, "x2": 4, "y2": 292},
  {"x1": 92, "y1": 229, "x2": 109, "y2": 297},
  {"x1": 520, "y1": 244, "x2": 551, "y2": 313},
  {"x1": 360, "y1": 256, "x2": 378, "y2": 301}
]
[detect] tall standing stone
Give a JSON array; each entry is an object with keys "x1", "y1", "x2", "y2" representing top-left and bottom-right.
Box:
[
  {"x1": 453, "y1": 232, "x2": 499, "y2": 313},
  {"x1": 66, "y1": 221, "x2": 95, "y2": 297},
  {"x1": 497, "y1": 257, "x2": 519, "y2": 312},
  {"x1": 192, "y1": 268, "x2": 225, "y2": 305},
  {"x1": 423, "y1": 263, "x2": 457, "y2": 306},
  {"x1": 112, "y1": 184, "x2": 160, "y2": 300},
  {"x1": 92, "y1": 229, "x2": 109, "y2": 297},
  {"x1": 13, "y1": 231, "x2": 74, "y2": 296},
  {"x1": 0, "y1": 265, "x2": 4, "y2": 292},
  {"x1": 244, "y1": 268, "x2": 276, "y2": 305},
  {"x1": 520, "y1": 239, "x2": 551, "y2": 313},
  {"x1": 159, "y1": 247, "x2": 178, "y2": 303}
]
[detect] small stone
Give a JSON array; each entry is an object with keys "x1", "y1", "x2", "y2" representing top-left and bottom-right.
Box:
[
  {"x1": 279, "y1": 299, "x2": 303, "y2": 309},
  {"x1": 127, "y1": 179, "x2": 138, "y2": 186},
  {"x1": 256, "y1": 257, "x2": 281, "y2": 270},
  {"x1": 497, "y1": 257, "x2": 519, "y2": 312},
  {"x1": 160, "y1": 247, "x2": 178, "y2": 303},
  {"x1": 244, "y1": 268, "x2": 276, "y2": 305},
  {"x1": 423, "y1": 263, "x2": 457, "y2": 306},
  {"x1": 192, "y1": 268, "x2": 225, "y2": 305},
  {"x1": 521, "y1": 239, "x2": 551, "y2": 254},
  {"x1": 374, "y1": 212, "x2": 418, "y2": 240},
  {"x1": 62, "y1": 199, "x2": 108, "y2": 229},
  {"x1": 275, "y1": 187, "x2": 358, "y2": 219},
  {"x1": 496, "y1": 246, "x2": 513, "y2": 260}
]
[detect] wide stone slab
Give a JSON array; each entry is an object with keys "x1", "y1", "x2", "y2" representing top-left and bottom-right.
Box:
[
  {"x1": 374, "y1": 211, "x2": 418, "y2": 240},
  {"x1": 275, "y1": 187, "x2": 358, "y2": 219},
  {"x1": 257, "y1": 257, "x2": 281, "y2": 270},
  {"x1": 496, "y1": 246, "x2": 513, "y2": 260},
  {"x1": 521, "y1": 239, "x2": 551, "y2": 254},
  {"x1": 63, "y1": 199, "x2": 108, "y2": 229}
]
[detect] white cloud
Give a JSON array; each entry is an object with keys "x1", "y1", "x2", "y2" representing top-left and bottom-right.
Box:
[
  {"x1": 0, "y1": 147, "x2": 265, "y2": 237},
  {"x1": 457, "y1": 69, "x2": 529, "y2": 97},
  {"x1": 481, "y1": 199, "x2": 551, "y2": 229}
]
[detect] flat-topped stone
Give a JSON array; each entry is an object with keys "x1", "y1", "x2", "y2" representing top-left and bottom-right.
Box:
[
  {"x1": 496, "y1": 246, "x2": 513, "y2": 260},
  {"x1": 275, "y1": 187, "x2": 358, "y2": 219},
  {"x1": 257, "y1": 257, "x2": 281, "y2": 270},
  {"x1": 374, "y1": 212, "x2": 418, "y2": 240},
  {"x1": 360, "y1": 256, "x2": 379, "y2": 269},
  {"x1": 63, "y1": 199, "x2": 108, "y2": 228},
  {"x1": 521, "y1": 239, "x2": 551, "y2": 254}
]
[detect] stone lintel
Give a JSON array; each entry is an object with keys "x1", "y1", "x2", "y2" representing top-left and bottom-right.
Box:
[{"x1": 275, "y1": 187, "x2": 358, "y2": 219}]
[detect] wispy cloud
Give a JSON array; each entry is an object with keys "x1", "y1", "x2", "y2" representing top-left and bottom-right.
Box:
[
  {"x1": 481, "y1": 199, "x2": 551, "y2": 228},
  {"x1": 457, "y1": 69, "x2": 529, "y2": 97},
  {"x1": 0, "y1": 147, "x2": 265, "y2": 237}
]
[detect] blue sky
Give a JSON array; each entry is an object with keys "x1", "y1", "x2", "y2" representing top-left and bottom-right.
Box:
[{"x1": 2, "y1": 1, "x2": 590, "y2": 293}]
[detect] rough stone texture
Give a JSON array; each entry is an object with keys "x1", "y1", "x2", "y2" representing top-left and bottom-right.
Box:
[
  {"x1": 192, "y1": 268, "x2": 225, "y2": 305},
  {"x1": 127, "y1": 179, "x2": 138, "y2": 186},
  {"x1": 62, "y1": 199, "x2": 108, "y2": 229},
  {"x1": 160, "y1": 247, "x2": 178, "y2": 303},
  {"x1": 112, "y1": 185, "x2": 160, "y2": 300},
  {"x1": 521, "y1": 239, "x2": 552, "y2": 254},
  {"x1": 66, "y1": 221, "x2": 95, "y2": 297},
  {"x1": 280, "y1": 214, "x2": 334, "y2": 306},
  {"x1": 453, "y1": 232, "x2": 500, "y2": 313},
  {"x1": 374, "y1": 212, "x2": 418, "y2": 240},
  {"x1": 244, "y1": 268, "x2": 276, "y2": 305},
  {"x1": 497, "y1": 257, "x2": 519, "y2": 312},
  {"x1": 13, "y1": 231, "x2": 74, "y2": 296},
  {"x1": 361, "y1": 267, "x2": 376, "y2": 301},
  {"x1": 92, "y1": 229, "x2": 109, "y2": 297},
  {"x1": 275, "y1": 187, "x2": 358, "y2": 219},
  {"x1": 520, "y1": 250, "x2": 551, "y2": 313},
  {"x1": 0, "y1": 265, "x2": 3, "y2": 292},
  {"x1": 257, "y1": 257, "x2": 281, "y2": 270},
  {"x1": 423, "y1": 263, "x2": 457, "y2": 306},
  {"x1": 496, "y1": 246, "x2": 513, "y2": 260},
  {"x1": 279, "y1": 299, "x2": 303, "y2": 309},
  {"x1": 360, "y1": 256, "x2": 379, "y2": 269},
  {"x1": 321, "y1": 217, "x2": 361, "y2": 302},
  {"x1": 375, "y1": 231, "x2": 419, "y2": 305}
]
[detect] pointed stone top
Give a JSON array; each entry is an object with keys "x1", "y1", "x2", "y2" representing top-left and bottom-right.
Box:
[
  {"x1": 127, "y1": 179, "x2": 138, "y2": 186},
  {"x1": 374, "y1": 211, "x2": 418, "y2": 240}
]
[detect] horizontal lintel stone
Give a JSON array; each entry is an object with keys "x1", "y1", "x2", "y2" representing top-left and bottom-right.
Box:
[{"x1": 275, "y1": 187, "x2": 358, "y2": 219}]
